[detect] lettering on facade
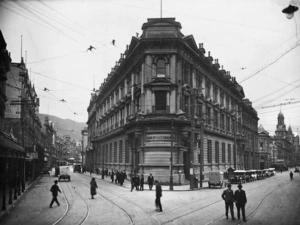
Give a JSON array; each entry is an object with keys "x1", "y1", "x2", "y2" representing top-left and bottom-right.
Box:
[{"x1": 145, "y1": 134, "x2": 176, "y2": 146}]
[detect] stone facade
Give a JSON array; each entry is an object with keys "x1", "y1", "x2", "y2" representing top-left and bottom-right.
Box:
[{"x1": 87, "y1": 18, "x2": 259, "y2": 184}]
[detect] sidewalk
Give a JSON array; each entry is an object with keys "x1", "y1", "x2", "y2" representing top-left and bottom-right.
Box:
[
  {"x1": 83, "y1": 172, "x2": 209, "y2": 191},
  {"x1": 0, "y1": 176, "x2": 42, "y2": 220}
]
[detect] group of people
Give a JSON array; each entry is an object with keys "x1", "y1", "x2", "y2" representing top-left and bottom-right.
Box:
[
  {"x1": 130, "y1": 173, "x2": 155, "y2": 191},
  {"x1": 110, "y1": 170, "x2": 127, "y2": 186},
  {"x1": 221, "y1": 183, "x2": 247, "y2": 222}
]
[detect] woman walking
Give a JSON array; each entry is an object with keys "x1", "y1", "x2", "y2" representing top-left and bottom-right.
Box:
[{"x1": 90, "y1": 177, "x2": 98, "y2": 199}]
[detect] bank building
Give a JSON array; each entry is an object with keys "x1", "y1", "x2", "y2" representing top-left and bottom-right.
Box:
[{"x1": 86, "y1": 18, "x2": 259, "y2": 184}]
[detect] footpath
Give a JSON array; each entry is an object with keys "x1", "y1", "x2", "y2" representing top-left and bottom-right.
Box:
[{"x1": 84, "y1": 171, "x2": 209, "y2": 191}]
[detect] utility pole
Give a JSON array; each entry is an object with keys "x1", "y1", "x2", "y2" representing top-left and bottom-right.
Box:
[
  {"x1": 190, "y1": 89, "x2": 196, "y2": 189},
  {"x1": 169, "y1": 117, "x2": 174, "y2": 190},
  {"x1": 199, "y1": 118, "x2": 204, "y2": 188},
  {"x1": 233, "y1": 113, "x2": 237, "y2": 170}
]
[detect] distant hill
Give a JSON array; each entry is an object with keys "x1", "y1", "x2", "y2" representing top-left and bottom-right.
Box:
[{"x1": 38, "y1": 113, "x2": 87, "y2": 141}]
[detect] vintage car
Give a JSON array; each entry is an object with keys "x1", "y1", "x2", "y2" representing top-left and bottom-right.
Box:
[
  {"x1": 295, "y1": 167, "x2": 300, "y2": 173},
  {"x1": 208, "y1": 171, "x2": 226, "y2": 188},
  {"x1": 58, "y1": 166, "x2": 71, "y2": 182},
  {"x1": 256, "y1": 170, "x2": 265, "y2": 180},
  {"x1": 268, "y1": 168, "x2": 276, "y2": 176},
  {"x1": 250, "y1": 170, "x2": 258, "y2": 181},
  {"x1": 229, "y1": 170, "x2": 246, "y2": 184}
]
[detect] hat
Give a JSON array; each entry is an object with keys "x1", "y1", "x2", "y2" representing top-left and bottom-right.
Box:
[
  {"x1": 238, "y1": 183, "x2": 243, "y2": 188},
  {"x1": 227, "y1": 183, "x2": 231, "y2": 187}
]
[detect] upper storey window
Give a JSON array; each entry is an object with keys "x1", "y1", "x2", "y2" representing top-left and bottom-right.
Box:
[{"x1": 156, "y1": 59, "x2": 166, "y2": 78}]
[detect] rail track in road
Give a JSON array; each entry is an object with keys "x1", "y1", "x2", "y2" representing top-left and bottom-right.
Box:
[
  {"x1": 77, "y1": 174, "x2": 159, "y2": 225},
  {"x1": 98, "y1": 184, "x2": 160, "y2": 225},
  {"x1": 52, "y1": 181, "x2": 90, "y2": 225},
  {"x1": 160, "y1": 176, "x2": 289, "y2": 225}
]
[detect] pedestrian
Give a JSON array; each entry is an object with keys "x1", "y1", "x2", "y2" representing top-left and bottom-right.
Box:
[
  {"x1": 221, "y1": 183, "x2": 236, "y2": 220},
  {"x1": 155, "y1": 180, "x2": 163, "y2": 212},
  {"x1": 49, "y1": 180, "x2": 61, "y2": 208},
  {"x1": 90, "y1": 177, "x2": 98, "y2": 199},
  {"x1": 290, "y1": 171, "x2": 294, "y2": 180},
  {"x1": 131, "y1": 174, "x2": 137, "y2": 192},
  {"x1": 111, "y1": 170, "x2": 114, "y2": 183},
  {"x1": 148, "y1": 173, "x2": 154, "y2": 190},
  {"x1": 234, "y1": 183, "x2": 247, "y2": 222},
  {"x1": 140, "y1": 174, "x2": 144, "y2": 191}
]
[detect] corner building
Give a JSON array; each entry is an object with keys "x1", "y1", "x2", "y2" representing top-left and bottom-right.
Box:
[{"x1": 87, "y1": 18, "x2": 259, "y2": 184}]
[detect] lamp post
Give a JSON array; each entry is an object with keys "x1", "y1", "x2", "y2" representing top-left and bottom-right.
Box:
[{"x1": 169, "y1": 117, "x2": 174, "y2": 190}]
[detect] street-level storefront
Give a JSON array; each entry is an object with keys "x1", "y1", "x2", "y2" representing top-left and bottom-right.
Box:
[{"x1": 0, "y1": 133, "x2": 25, "y2": 211}]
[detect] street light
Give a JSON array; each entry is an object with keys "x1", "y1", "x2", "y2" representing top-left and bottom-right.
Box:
[{"x1": 169, "y1": 117, "x2": 174, "y2": 190}]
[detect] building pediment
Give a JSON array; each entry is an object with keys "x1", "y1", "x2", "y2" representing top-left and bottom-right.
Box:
[{"x1": 183, "y1": 35, "x2": 198, "y2": 53}]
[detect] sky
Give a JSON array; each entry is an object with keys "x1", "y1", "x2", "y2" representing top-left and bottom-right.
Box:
[{"x1": 0, "y1": 0, "x2": 299, "y2": 136}]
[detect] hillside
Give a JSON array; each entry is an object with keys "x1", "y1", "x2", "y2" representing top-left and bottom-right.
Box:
[{"x1": 38, "y1": 113, "x2": 87, "y2": 141}]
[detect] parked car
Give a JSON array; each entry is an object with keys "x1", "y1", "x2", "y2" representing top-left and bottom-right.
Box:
[
  {"x1": 58, "y1": 166, "x2": 71, "y2": 182},
  {"x1": 295, "y1": 167, "x2": 299, "y2": 173},
  {"x1": 208, "y1": 171, "x2": 226, "y2": 188},
  {"x1": 229, "y1": 170, "x2": 246, "y2": 184},
  {"x1": 250, "y1": 170, "x2": 257, "y2": 181},
  {"x1": 268, "y1": 168, "x2": 276, "y2": 176},
  {"x1": 256, "y1": 170, "x2": 265, "y2": 180}
]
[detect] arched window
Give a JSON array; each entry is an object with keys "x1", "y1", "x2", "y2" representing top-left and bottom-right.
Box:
[{"x1": 156, "y1": 59, "x2": 166, "y2": 77}]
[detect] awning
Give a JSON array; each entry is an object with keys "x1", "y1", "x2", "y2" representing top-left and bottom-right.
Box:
[{"x1": 0, "y1": 135, "x2": 24, "y2": 152}]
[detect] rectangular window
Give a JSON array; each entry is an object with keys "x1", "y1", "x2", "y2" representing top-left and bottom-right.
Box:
[
  {"x1": 114, "y1": 142, "x2": 117, "y2": 163},
  {"x1": 106, "y1": 144, "x2": 108, "y2": 163},
  {"x1": 155, "y1": 91, "x2": 167, "y2": 111},
  {"x1": 205, "y1": 81, "x2": 211, "y2": 98},
  {"x1": 222, "y1": 143, "x2": 225, "y2": 163},
  {"x1": 157, "y1": 59, "x2": 166, "y2": 77},
  {"x1": 221, "y1": 114, "x2": 225, "y2": 130},
  {"x1": 207, "y1": 107, "x2": 211, "y2": 125},
  {"x1": 228, "y1": 144, "x2": 231, "y2": 163},
  {"x1": 214, "y1": 110, "x2": 218, "y2": 128},
  {"x1": 125, "y1": 140, "x2": 129, "y2": 163},
  {"x1": 215, "y1": 141, "x2": 219, "y2": 163},
  {"x1": 227, "y1": 116, "x2": 230, "y2": 132},
  {"x1": 110, "y1": 143, "x2": 113, "y2": 163},
  {"x1": 207, "y1": 140, "x2": 212, "y2": 163},
  {"x1": 119, "y1": 140, "x2": 123, "y2": 163}
]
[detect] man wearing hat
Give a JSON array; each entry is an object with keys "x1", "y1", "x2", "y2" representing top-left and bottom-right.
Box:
[
  {"x1": 221, "y1": 183, "x2": 236, "y2": 220},
  {"x1": 235, "y1": 183, "x2": 247, "y2": 222}
]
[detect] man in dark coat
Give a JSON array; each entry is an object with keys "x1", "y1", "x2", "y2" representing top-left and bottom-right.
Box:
[
  {"x1": 290, "y1": 171, "x2": 294, "y2": 180},
  {"x1": 221, "y1": 183, "x2": 235, "y2": 220},
  {"x1": 90, "y1": 177, "x2": 98, "y2": 199},
  {"x1": 235, "y1": 183, "x2": 247, "y2": 222},
  {"x1": 148, "y1": 173, "x2": 154, "y2": 190},
  {"x1": 49, "y1": 180, "x2": 61, "y2": 208},
  {"x1": 140, "y1": 174, "x2": 144, "y2": 191},
  {"x1": 155, "y1": 180, "x2": 163, "y2": 212},
  {"x1": 111, "y1": 170, "x2": 114, "y2": 183}
]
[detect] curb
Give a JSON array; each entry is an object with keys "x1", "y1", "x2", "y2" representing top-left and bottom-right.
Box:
[{"x1": 0, "y1": 175, "x2": 42, "y2": 220}]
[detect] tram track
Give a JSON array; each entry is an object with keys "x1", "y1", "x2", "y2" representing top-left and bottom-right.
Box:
[
  {"x1": 161, "y1": 176, "x2": 288, "y2": 225},
  {"x1": 99, "y1": 184, "x2": 160, "y2": 225},
  {"x1": 51, "y1": 181, "x2": 90, "y2": 225}
]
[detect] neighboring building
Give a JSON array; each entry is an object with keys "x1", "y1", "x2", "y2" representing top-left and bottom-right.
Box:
[
  {"x1": 272, "y1": 111, "x2": 294, "y2": 167},
  {"x1": 81, "y1": 127, "x2": 88, "y2": 169},
  {"x1": 0, "y1": 30, "x2": 25, "y2": 211},
  {"x1": 87, "y1": 18, "x2": 259, "y2": 183},
  {"x1": 257, "y1": 124, "x2": 271, "y2": 169}
]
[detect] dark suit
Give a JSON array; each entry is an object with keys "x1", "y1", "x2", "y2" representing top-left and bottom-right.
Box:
[
  {"x1": 155, "y1": 183, "x2": 162, "y2": 211},
  {"x1": 235, "y1": 189, "x2": 247, "y2": 221},
  {"x1": 221, "y1": 188, "x2": 235, "y2": 219}
]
